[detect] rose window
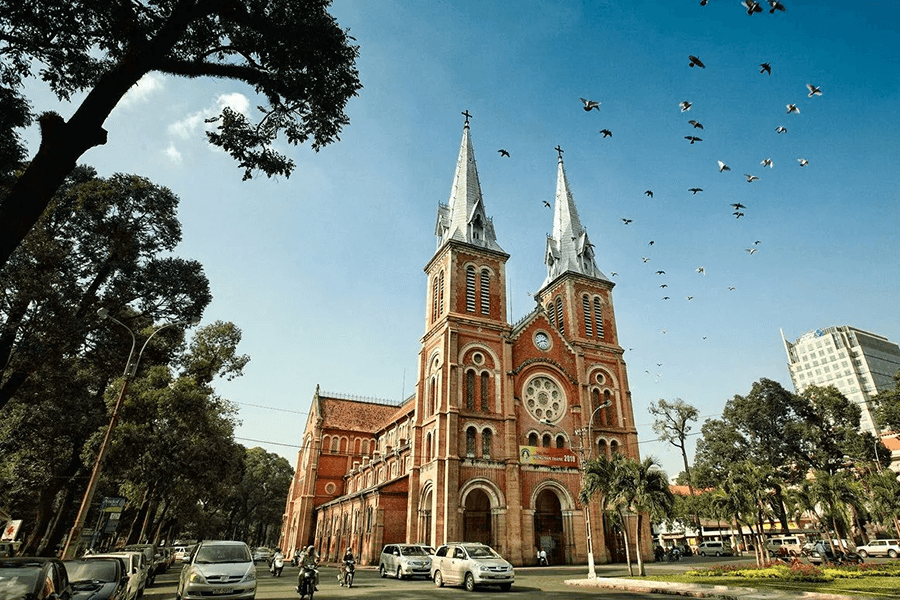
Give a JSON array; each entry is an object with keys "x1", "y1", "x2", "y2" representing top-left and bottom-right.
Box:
[{"x1": 524, "y1": 376, "x2": 565, "y2": 422}]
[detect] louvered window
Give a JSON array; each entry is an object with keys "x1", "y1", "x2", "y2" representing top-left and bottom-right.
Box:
[
  {"x1": 466, "y1": 370, "x2": 475, "y2": 410},
  {"x1": 480, "y1": 372, "x2": 490, "y2": 412},
  {"x1": 583, "y1": 295, "x2": 593, "y2": 337},
  {"x1": 466, "y1": 266, "x2": 476, "y2": 312},
  {"x1": 466, "y1": 427, "x2": 476, "y2": 457},
  {"x1": 547, "y1": 303, "x2": 555, "y2": 328},
  {"x1": 480, "y1": 269, "x2": 490, "y2": 315},
  {"x1": 594, "y1": 298, "x2": 604, "y2": 339},
  {"x1": 431, "y1": 278, "x2": 439, "y2": 323},
  {"x1": 555, "y1": 298, "x2": 564, "y2": 334},
  {"x1": 439, "y1": 270, "x2": 445, "y2": 315}
]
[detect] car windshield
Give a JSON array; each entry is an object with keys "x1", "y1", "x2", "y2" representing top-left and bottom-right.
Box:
[
  {"x1": 0, "y1": 565, "x2": 40, "y2": 600},
  {"x1": 195, "y1": 546, "x2": 250, "y2": 564},
  {"x1": 67, "y1": 561, "x2": 117, "y2": 583},
  {"x1": 399, "y1": 547, "x2": 426, "y2": 556},
  {"x1": 464, "y1": 546, "x2": 498, "y2": 559}
]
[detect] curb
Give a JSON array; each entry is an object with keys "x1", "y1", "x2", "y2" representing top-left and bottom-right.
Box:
[{"x1": 564, "y1": 577, "x2": 867, "y2": 600}]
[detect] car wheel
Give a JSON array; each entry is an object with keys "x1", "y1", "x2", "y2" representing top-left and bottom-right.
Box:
[
  {"x1": 433, "y1": 571, "x2": 443, "y2": 587},
  {"x1": 700, "y1": 552, "x2": 706, "y2": 557},
  {"x1": 379, "y1": 565, "x2": 386, "y2": 578},
  {"x1": 499, "y1": 583, "x2": 512, "y2": 592},
  {"x1": 715, "y1": 551, "x2": 721, "y2": 557},
  {"x1": 464, "y1": 572, "x2": 476, "y2": 592},
  {"x1": 396, "y1": 566, "x2": 403, "y2": 580},
  {"x1": 858, "y1": 550, "x2": 868, "y2": 558},
  {"x1": 889, "y1": 550, "x2": 899, "y2": 559}
]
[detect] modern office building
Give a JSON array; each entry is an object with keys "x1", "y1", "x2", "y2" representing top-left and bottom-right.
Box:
[
  {"x1": 279, "y1": 119, "x2": 644, "y2": 567},
  {"x1": 782, "y1": 326, "x2": 900, "y2": 435}
]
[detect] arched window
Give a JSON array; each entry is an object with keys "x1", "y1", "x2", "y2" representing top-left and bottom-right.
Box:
[
  {"x1": 331, "y1": 437, "x2": 339, "y2": 452},
  {"x1": 556, "y1": 435, "x2": 565, "y2": 449},
  {"x1": 480, "y1": 372, "x2": 490, "y2": 412},
  {"x1": 555, "y1": 297, "x2": 564, "y2": 334},
  {"x1": 597, "y1": 439, "x2": 608, "y2": 458},
  {"x1": 425, "y1": 432, "x2": 432, "y2": 461},
  {"x1": 482, "y1": 429, "x2": 492, "y2": 458},
  {"x1": 592, "y1": 389, "x2": 603, "y2": 426},
  {"x1": 466, "y1": 370, "x2": 475, "y2": 410},
  {"x1": 610, "y1": 440, "x2": 619, "y2": 455},
  {"x1": 439, "y1": 270, "x2": 445, "y2": 316},
  {"x1": 432, "y1": 277, "x2": 439, "y2": 323},
  {"x1": 466, "y1": 427, "x2": 477, "y2": 457},
  {"x1": 605, "y1": 390, "x2": 615, "y2": 427},
  {"x1": 583, "y1": 295, "x2": 593, "y2": 337},
  {"x1": 480, "y1": 269, "x2": 491, "y2": 315},
  {"x1": 472, "y1": 214, "x2": 483, "y2": 241},
  {"x1": 542, "y1": 433, "x2": 551, "y2": 448},
  {"x1": 528, "y1": 432, "x2": 538, "y2": 446},
  {"x1": 594, "y1": 297, "x2": 604, "y2": 339},
  {"x1": 354, "y1": 438, "x2": 361, "y2": 454},
  {"x1": 466, "y1": 266, "x2": 476, "y2": 312},
  {"x1": 547, "y1": 303, "x2": 556, "y2": 328}
]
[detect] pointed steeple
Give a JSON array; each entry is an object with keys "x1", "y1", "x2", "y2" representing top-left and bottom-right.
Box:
[
  {"x1": 435, "y1": 116, "x2": 503, "y2": 253},
  {"x1": 541, "y1": 152, "x2": 608, "y2": 289}
]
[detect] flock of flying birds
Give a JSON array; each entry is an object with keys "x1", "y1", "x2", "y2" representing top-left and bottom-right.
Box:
[{"x1": 495, "y1": 0, "x2": 824, "y2": 382}]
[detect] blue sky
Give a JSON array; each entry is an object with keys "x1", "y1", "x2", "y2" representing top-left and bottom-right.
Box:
[{"x1": 19, "y1": 0, "x2": 900, "y2": 478}]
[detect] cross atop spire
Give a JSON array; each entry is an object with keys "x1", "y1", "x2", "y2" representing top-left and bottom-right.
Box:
[
  {"x1": 555, "y1": 145, "x2": 564, "y2": 160},
  {"x1": 462, "y1": 110, "x2": 473, "y2": 125}
]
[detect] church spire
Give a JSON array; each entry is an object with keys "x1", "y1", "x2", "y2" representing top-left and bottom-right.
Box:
[
  {"x1": 434, "y1": 113, "x2": 503, "y2": 253},
  {"x1": 541, "y1": 151, "x2": 608, "y2": 289}
]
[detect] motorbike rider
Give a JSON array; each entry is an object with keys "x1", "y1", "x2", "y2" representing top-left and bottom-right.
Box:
[
  {"x1": 339, "y1": 547, "x2": 355, "y2": 586},
  {"x1": 297, "y1": 545, "x2": 319, "y2": 592},
  {"x1": 537, "y1": 548, "x2": 548, "y2": 566}
]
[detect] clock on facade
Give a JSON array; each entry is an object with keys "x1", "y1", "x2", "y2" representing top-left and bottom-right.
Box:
[{"x1": 534, "y1": 332, "x2": 550, "y2": 350}]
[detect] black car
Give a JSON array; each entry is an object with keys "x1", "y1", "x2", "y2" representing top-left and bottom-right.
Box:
[
  {"x1": 64, "y1": 558, "x2": 129, "y2": 600},
  {"x1": 0, "y1": 557, "x2": 73, "y2": 600}
]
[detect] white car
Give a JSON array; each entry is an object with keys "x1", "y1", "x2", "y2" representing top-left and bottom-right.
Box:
[
  {"x1": 856, "y1": 539, "x2": 900, "y2": 559},
  {"x1": 85, "y1": 552, "x2": 148, "y2": 600},
  {"x1": 177, "y1": 540, "x2": 256, "y2": 600},
  {"x1": 430, "y1": 543, "x2": 513, "y2": 592}
]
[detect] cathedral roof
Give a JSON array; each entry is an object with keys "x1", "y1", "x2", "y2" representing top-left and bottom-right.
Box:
[
  {"x1": 434, "y1": 121, "x2": 504, "y2": 254},
  {"x1": 540, "y1": 155, "x2": 610, "y2": 291},
  {"x1": 318, "y1": 397, "x2": 401, "y2": 434}
]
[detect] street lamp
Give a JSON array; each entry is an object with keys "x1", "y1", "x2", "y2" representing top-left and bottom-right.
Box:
[
  {"x1": 62, "y1": 309, "x2": 199, "y2": 559},
  {"x1": 541, "y1": 398, "x2": 611, "y2": 578}
]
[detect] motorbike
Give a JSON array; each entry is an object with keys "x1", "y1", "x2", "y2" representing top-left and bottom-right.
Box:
[
  {"x1": 270, "y1": 555, "x2": 284, "y2": 577},
  {"x1": 291, "y1": 552, "x2": 300, "y2": 567},
  {"x1": 666, "y1": 547, "x2": 682, "y2": 562},
  {"x1": 338, "y1": 558, "x2": 355, "y2": 587},
  {"x1": 297, "y1": 565, "x2": 317, "y2": 600},
  {"x1": 537, "y1": 552, "x2": 548, "y2": 567}
]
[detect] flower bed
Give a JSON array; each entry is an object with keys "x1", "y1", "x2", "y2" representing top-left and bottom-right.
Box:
[{"x1": 684, "y1": 560, "x2": 900, "y2": 583}]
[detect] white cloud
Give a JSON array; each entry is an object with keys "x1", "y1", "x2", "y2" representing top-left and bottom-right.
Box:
[
  {"x1": 119, "y1": 73, "x2": 164, "y2": 108},
  {"x1": 167, "y1": 92, "x2": 251, "y2": 140},
  {"x1": 168, "y1": 112, "x2": 206, "y2": 140},
  {"x1": 216, "y1": 92, "x2": 250, "y2": 116},
  {"x1": 164, "y1": 143, "x2": 182, "y2": 163}
]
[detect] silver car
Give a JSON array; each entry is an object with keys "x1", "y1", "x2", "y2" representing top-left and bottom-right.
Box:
[
  {"x1": 430, "y1": 543, "x2": 514, "y2": 592},
  {"x1": 378, "y1": 544, "x2": 431, "y2": 579},
  {"x1": 176, "y1": 541, "x2": 256, "y2": 600}
]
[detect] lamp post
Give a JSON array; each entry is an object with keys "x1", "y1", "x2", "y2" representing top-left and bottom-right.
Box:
[
  {"x1": 62, "y1": 309, "x2": 198, "y2": 559},
  {"x1": 542, "y1": 398, "x2": 611, "y2": 578}
]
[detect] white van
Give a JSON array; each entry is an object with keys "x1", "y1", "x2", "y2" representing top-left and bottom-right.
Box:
[
  {"x1": 697, "y1": 541, "x2": 733, "y2": 557},
  {"x1": 766, "y1": 535, "x2": 803, "y2": 556}
]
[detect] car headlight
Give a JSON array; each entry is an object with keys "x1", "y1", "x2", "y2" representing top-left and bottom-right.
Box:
[
  {"x1": 477, "y1": 563, "x2": 490, "y2": 572},
  {"x1": 188, "y1": 571, "x2": 207, "y2": 584},
  {"x1": 242, "y1": 568, "x2": 256, "y2": 582}
]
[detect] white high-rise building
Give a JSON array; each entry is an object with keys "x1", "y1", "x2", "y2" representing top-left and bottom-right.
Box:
[{"x1": 782, "y1": 325, "x2": 900, "y2": 435}]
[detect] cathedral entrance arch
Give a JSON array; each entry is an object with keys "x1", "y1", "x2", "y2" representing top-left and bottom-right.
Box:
[
  {"x1": 533, "y1": 488, "x2": 564, "y2": 564},
  {"x1": 419, "y1": 485, "x2": 433, "y2": 547},
  {"x1": 463, "y1": 488, "x2": 492, "y2": 545}
]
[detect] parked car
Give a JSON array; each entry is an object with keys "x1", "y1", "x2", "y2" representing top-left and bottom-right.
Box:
[
  {"x1": 378, "y1": 544, "x2": 432, "y2": 579},
  {"x1": 83, "y1": 552, "x2": 147, "y2": 600},
  {"x1": 697, "y1": 541, "x2": 733, "y2": 557},
  {"x1": 64, "y1": 558, "x2": 129, "y2": 600},
  {"x1": 123, "y1": 545, "x2": 161, "y2": 582},
  {"x1": 421, "y1": 546, "x2": 435, "y2": 555},
  {"x1": 250, "y1": 548, "x2": 273, "y2": 564},
  {"x1": 176, "y1": 540, "x2": 256, "y2": 600},
  {"x1": 430, "y1": 543, "x2": 514, "y2": 592},
  {"x1": 0, "y1": 542, "x2": 17, "y2": 558},
  {"x1": 765, "y1": 536, "x2": 804, "y2": 557},
  {"x1": 855, "y1": 539, "x2": 900, "y2": 559},
  {"x1": 0, "y1": 557, "x2": 72, "y2": 600}
]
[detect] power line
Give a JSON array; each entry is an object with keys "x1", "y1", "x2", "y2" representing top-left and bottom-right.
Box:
[
  {"x1": 233, "y1": 401, "x2": 308, "y2": 415},
  {"x1": 235, "y1": 436, "x2": 303, "y2": 449}
]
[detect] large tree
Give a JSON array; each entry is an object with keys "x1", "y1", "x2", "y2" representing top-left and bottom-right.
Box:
[
  {"x1": 648, "y1": 398, "x2": 699, "y2": 494},
  {"x1": 0, "y1": 0, "x2": 362, "y2": 269}
]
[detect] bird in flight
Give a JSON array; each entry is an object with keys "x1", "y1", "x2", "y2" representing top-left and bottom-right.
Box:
[
  {"x1": 768, "y1": 0, "x2": 787, "y2": 13},
  {"x1": 761, "y1": 158, "x2": 773, "y2": 168},
  {"x1": 689, "y1": 187, "x2": 703, "y2": 194},
  {"x1": 642, "y1": 257, "x2": 651, "y2": 263},
  {"x1": 742, "y1": 1, "x2": 764, "y2": 15},
  {"x1": 753, "y1": 240, "x2": 761, "y2": 245},
  {"x1": 660, "y1": 284, "x2": 668, "y2": 288},
  {"x1": 696, "y1": 266, "x2": 706, "y2": 275},
  {"x1": 542, "y1": 200, "x2": 551, "y2": 208},
  {"x1": 610, "y1": 272, "x2": 618, "y2": 276},
  {"x1": 622, "y1": 218, "x2": 633, "y2": 224},
  {"x1": 744, "y1": 174, "x2": 760, "y2": 183},
  {"x1": 648, "y1": 240, "x2": 655, "y2": 246},
  {"x1": 498, "y1": 149, "x2": 510, "y2": 157},
  {"x1": 686, "y1": 296, "x2": 694, "y2": 300},
  {"x1": 806, "y1": 83, "x2": 822, "y2": 97},
  {"x1": 680, "y1": 101, "x2": 692, "y2": 112},
  {"x1": 689, "y1": 55, "x2": 706, "y2": 68},
  {"x1": 787, "y1": 104, "x2": 800, "y2": 114},
  {"x1": 718, "y1": 160, "x2": 731, "y2": 173},
  {"x1": 746, "y1": 248, "x2": 758, "y2": 255},
  {"x1": 734, "y1": 211, "x2": 745, "y2": 219},
  {"x1": 656, "y1": 270, "x2": 666, "y2": 275},
  {"x1": 688, "y1": 119, "x2": 704, "y2": 129},
  {"x1": 645, "y1": 190, "x2": 654, "y2": 198},
  {"x1": 731, "y1": 202, "x2": 746, "y2": 210},
  {"x1": 599, "y1": 129, "x2": 612, "y2": 138},
  {"x1": 798, "y1": 158, "x2": 809, "y2": 166},
  {"x1": 776, "y1": 125, "x2": 788, "y2": 134},
  {"x1": 580, "y1": 98, "x2": 601, "y2": 111},
  {"x1": 685, "y1": 136, "x2": 702, "y2": 144},
  {"x1": 728, "y1": 286, "x2": 736, "y2": 291},
  {"x1": 662, "y1": 296, "x2": 670, "y2": 301},
  {"x1": 760, "y1": 62, "x2": 772, "y2": 75}
]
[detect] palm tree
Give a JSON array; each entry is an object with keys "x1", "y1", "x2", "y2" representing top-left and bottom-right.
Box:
[
  {"x1": 806, "y1": 469, "x2": 862, "y2": 554},
  {"x1": 866, "y1": 469, "x2": 900, "y2": 538},
  {"x1": 583, "y1": 453, "x2": 635, "y2": 575}
]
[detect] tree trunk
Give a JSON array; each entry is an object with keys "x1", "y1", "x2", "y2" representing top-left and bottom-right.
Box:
[
  {"x1": 126, "y1": 487, "x2": 151, "y2": 545},
  {"x1": 39, "y1": 485, "x2": 78, "y2": 557},
  {"x1": 618, "y1": 509, "x2": 634, "y2": 576},
  {"x1": 21, "y1": 486, "x2": 57, "y2": 556},
  {"x1": 635, "y1": 514, "x2": 645, "y2": 577}
]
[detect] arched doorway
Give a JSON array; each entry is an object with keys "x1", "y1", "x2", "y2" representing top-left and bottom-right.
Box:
[
  {"x1": 463, "y1": 488, "x2": 492, "y2": 545},
  {"x1": 420, "y1": 488, "x2": 433, "y2": 547},
  {"x1": 533, "y1": 489, "x2": 564, "y2": 564}
]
